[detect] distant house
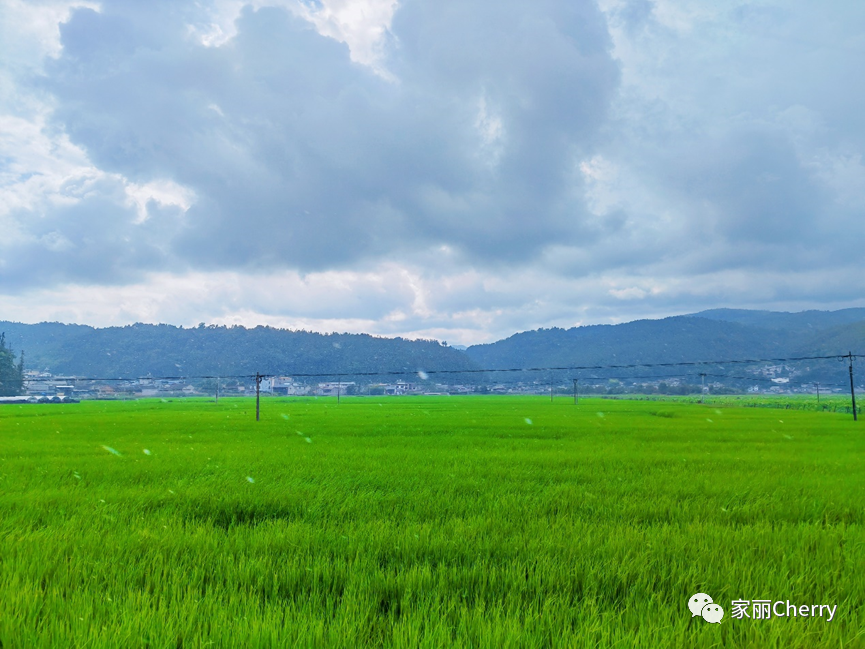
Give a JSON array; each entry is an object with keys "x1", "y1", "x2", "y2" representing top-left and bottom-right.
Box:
[
  {"x1": 24, "y1": 371, "x2": 55, "y2": 395},
  {"x1": 317, "y1": 382, "x2": 355, "y2": 396},
  {"x1": 54, "y1": 384, "x2": 75, "y2": 397},
  {"x1": 384, "y1": 381, "x2": 416, "y2": 395},
  {"x1": 268, "y1": 376, "x2": 307, "y2": 395}
]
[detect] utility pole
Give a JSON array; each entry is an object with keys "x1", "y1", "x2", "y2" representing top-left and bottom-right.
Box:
[
  {"x1": 700, "y1": 373, "x2": 706, "y2": 404},
  {"x1": 255, "y1": 373, "x2": 262, "y2": 422},
  {"x1": 848, "y1": 353, "x2": 857, "y2": 422},
  {"x1": 215, "y1": 376, "x2": 219, "y2": 404},
  {"x1": 337, "y1": 380, "x2": 341, "y2": 405},
  {"x1": 573, "y1": 379, "x2": 578, "y2": 405},
  {"x1": 550, "y1": 379, "x2": 553, "y2": 403},
  {"x1": 816, "y1": 382, "x2": 819, "y2": 405}
]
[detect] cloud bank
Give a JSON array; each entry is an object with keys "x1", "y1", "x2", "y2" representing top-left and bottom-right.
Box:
[{"x1": 1, "y1": 0, "x2": 863, "y2": 343}]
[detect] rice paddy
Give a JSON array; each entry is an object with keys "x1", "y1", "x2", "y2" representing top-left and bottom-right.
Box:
[{"x1": 1, "y1": 396, "x2": 863, "y2": 648}]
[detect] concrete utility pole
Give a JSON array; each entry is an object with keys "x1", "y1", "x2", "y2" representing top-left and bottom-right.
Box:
[
  {"x1": 848, "y1": 353, "x2": 857, "y2": 422},
  {"x1": 255, "y1": 373, "x2": 262, "y2": 421},
  {"x1": 573, "y1": 379, "x2": 578, "y2": 405}
]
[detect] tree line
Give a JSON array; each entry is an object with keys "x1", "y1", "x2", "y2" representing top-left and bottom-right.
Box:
[{"x1": 0, "y1": 333, "x2": 24, "y2": 396}]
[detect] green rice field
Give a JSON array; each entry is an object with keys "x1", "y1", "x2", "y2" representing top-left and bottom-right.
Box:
[
  {"x1": 601, "y1": 393, "x2": 862, "y2": 414},
  {"x1": 1, "y1": 396, "x2": 863, "y2": 648}
]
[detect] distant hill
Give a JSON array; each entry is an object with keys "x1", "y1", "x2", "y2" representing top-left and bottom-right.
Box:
[
  {"x1": 465, "y1": 316, "x2": 793, "y2": 372},
  {"x1": 798, "y1": 321, "x2": 865, "y2": 356},
  {"x1": 772, "y1": 321, "x2": 865, "y2": 386},
  {"x1": 0, "y1": 322, "x2": 477, "y2": 380},
  {"x1": 2, "y1": 308, "x2": 863, "y2": 387},
  {"x1": 689, "y1": 308, "x2": 865, "y2": 334},
  {"x1": 464, "y1": 310, "x2": 865, "y2": 384}
]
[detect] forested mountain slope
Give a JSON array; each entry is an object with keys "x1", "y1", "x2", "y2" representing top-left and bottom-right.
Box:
[
  {"x1": 0, "y1": 322, "x2": 475, "y2": 379},
  {"x1": 464, "y1": 316, "x2": 794, "y2": 370},
  {"x1": 3, "y1": 308, "x2": 862, "y2": 382},
  {"x1": 690, "y1": 308, "x2": 865, "y2": 334}
]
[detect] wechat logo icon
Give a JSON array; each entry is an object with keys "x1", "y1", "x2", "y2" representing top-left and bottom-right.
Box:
[{"x1": 689, "y1": 593, "x2": 724, "y2": 624}]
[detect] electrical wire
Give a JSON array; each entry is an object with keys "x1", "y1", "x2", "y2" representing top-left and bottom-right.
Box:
[{"x1": 22, "y1": 353, "x2": 863, "y2": 383}]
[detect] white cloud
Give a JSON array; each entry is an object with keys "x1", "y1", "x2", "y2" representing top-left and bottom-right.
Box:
[
  {"x1": 296, "y1": 0, "x2": 398, "y2": 71},
  {"x1": 125, "y1": 179, "x2": 195, "y2": 224},
  {"x1": 185, "y1": 0, "x2": 397, "y2": 72},
  {"x1": 0, "y1": 0, "x2": 100, "y2": 67},
  {"x1": 3, "y1": 256, "x2": 865, "y2": 345},
  {"x1": 1, "y1": 0, "x2": 865, "y2": 342}
]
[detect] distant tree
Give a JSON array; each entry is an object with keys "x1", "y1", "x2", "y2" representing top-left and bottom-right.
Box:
[{"x1": 0, "y1": 333, "x2": 24, "y2": 396}]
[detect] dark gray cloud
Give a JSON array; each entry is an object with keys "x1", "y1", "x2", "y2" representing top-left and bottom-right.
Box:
[
  {"x1": 662, "y1": 129, "x2": 828, "y2": 245},
  {"x1": 585, "y1": 0, "x2": 865, "y2": 281},
  {"x1": 0, "y1": 174, "x2": 185, "y2": 289},
  {"x1": 27, "y1": 0, "x2": 618, "y2": 282}
]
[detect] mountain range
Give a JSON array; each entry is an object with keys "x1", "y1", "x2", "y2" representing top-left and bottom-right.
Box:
[{"x1": 1, "y1": 308, "x2": 863, "y2": 386}]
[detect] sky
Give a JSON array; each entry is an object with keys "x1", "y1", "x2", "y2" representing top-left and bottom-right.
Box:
[{"x1": 1, "y1": 0, "x2": 863, "y2": 345}]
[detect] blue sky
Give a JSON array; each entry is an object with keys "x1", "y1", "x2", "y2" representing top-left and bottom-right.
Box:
[{"x1": 1, "y1": 0, "x2": 863, "y2": 343}]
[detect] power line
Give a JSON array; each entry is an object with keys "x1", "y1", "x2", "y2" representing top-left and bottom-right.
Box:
[
  {"x1": 699, "y1": 373, "x2": 850, "y2": 390},
  {"x1": 574, "y1": 372, "x2": 851, "y2": 390},
  {"x1": 284, "y1": 353, "x2": 860, "y2": 378},
  {"x1": 21, "y1": 352, "x2": 863, "y2": 383}
]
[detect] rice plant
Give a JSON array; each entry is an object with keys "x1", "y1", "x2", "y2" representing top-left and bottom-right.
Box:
[{"x1": 1, "y1": 396, "x2": 862, "y2": 647}]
